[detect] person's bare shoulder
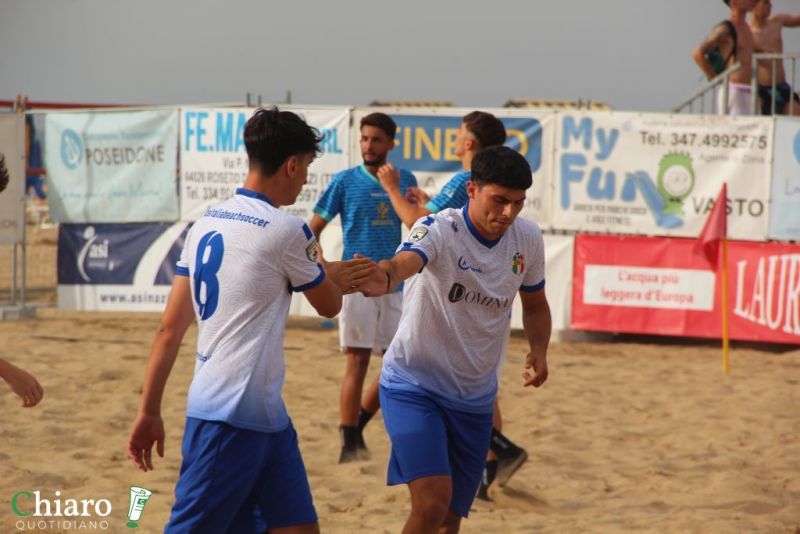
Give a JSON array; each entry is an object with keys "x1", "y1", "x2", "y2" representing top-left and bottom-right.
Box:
[{"x1": 699, "y1": 23, "x2": 734, "y2": 54}]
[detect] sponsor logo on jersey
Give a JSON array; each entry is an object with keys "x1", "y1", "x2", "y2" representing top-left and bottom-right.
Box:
[
  {"x1": 371, "y1": 201, "x2": 395, "y2": 227},
  {"x1": 447, "y1": 282, "x2": 509, "y2": 309},
  {"x1": 409, "y1": 227, "x2": 428, "y2": 241},
  {"x1": 306, "y1": 240, "x2": 318, "y2": 262},
  {"x1": 457, "y1": 256, "x2": 484, "y2": 274}
]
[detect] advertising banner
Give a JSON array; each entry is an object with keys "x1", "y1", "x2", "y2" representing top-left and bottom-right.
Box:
[
  {"x1": 57, "y1": 222, "x2": 189, "y2": 311},
  {"x1": 352, "y1": 107, "x2": 555, "y2": 228},
  {"x1": 510, "y1": 234, "x2": 574, "y2": 332},
  {"x1": 44, "y1": 109, "x2": 179, "y2": 223},
  {"x1": 554, "y1": 112, "x2": 772, "y2": 240},
  {"x1": 769, "y1": 117, "x2": 800, "y2": 241},
  {"x1": 0, "y1": 113, "x2": 24, "y2": 244},
  {"x1": 572, "y1": 234, "x2": 800, "y2": 344},
  {"x1": 180, "y1": 106, "x2": 350, "y2": 221}
]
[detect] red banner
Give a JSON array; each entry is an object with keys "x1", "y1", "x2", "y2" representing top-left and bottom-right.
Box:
[{"x1": 572, "y1": 234, "x2": 800, "y2": 344}]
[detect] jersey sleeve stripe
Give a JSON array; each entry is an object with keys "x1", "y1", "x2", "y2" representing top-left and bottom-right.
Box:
[
  {"x1": 290, "y1": 265, "x2": 326, "y2": 292},
  {"x1": 398, "y1": 246, "x2": 429, "y2": 271},
  {"x1": 424, "y1": 200, "x2": 441, "y2": 214},
  {"x1": 301, "y1": 223, "x2": 313, "y2": 239},
  {"x1": 520, "y1": 279, "x2": 545, "y2": 292},
  {"x1": 175, "y1": 265, "x2": 190, "y2": 277},
  {"x1": 314, "y1": 207, "x2": 334, "y2": 222}
]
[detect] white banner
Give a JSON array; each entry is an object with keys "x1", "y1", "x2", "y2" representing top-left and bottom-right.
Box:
[
  {"x1": 511, "y1": 234, "x2": 574, "y2": 332},
  {"x1": 180, "y1": 106, "x2": 351, "y2": 221},
  {"x1": 769, "y1": 117, "x2": 800, "y2": 240},
  {"x1": 582, "y1": 265, "x2": 715, "y2": 311},
  {"x1": 0, "y1": 113, "x2": 24, "y2": 244},
  {"x1": 351, "y1": 107, "x2": 555, "y2": 229},
  {"x1": 553, "y1": 111, "x2": 772, "y2": 240},
  {"x1": 44, "y1": 109, "x2": 179, "y2": 223}
]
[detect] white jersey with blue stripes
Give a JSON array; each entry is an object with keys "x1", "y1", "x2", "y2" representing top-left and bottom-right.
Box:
[
  {"x1": 381, "y1": 206, "x2": 545, "y2": 412},
  {"x1": 176, "y1": 188, "x2": 325, "y2": 432}
]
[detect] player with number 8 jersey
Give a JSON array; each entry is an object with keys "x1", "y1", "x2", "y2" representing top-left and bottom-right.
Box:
[
  {"x1": 178, "y1": 188, "x2": 324, "y2": 431},
  {"x1": 127, "y1": 108, "x2": 375, "y2": 534}
]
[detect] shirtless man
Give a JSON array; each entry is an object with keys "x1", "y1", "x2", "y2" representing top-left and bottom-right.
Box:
[
  {"x1": 750, "y1": 0, "x2": 800, "y2": 115},
  {"x1": 693, "y1": 0, "x2": 759, "y2": 115}
]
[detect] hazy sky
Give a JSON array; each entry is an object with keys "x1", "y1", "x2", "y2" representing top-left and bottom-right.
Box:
[{"x1": 3, "y1": 0, "x2": 800, "y2": 112}]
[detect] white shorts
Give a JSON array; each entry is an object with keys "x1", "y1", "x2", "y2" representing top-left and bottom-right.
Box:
[
  {"x1": 339, "y1": 291, "x2": 403, "y2": 354},
  {"x1": 718, "y1": 82, "x2": 752, "y2": 116}
]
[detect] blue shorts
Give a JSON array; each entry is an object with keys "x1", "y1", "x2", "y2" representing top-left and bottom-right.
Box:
[
  {"x1": 165, "y1": 417, "x2": 317, "y2": 534},
  {"x1": 379, "y1": 385, "x2": 494, "y2": 518}
]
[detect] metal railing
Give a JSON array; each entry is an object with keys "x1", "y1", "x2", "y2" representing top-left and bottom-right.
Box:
[
  {"x1": 673, "y1": 63, "x2": 742, "y2": 114},
  {"x1": 750, "y1": 52, "x2": 800, "y2": 116}
]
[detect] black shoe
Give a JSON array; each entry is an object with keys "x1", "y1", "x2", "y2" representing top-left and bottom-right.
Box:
[
  {"x1": 496, "y1": 447, "x2": 528, "y2": 486},
  {"x1": 339, "y1": 425, "x2": 363, "y2": 463},
  {"x1": 355, "y1": 433, "x2": 370, "y2": 460},
  {"x1": 476, "y1": 481, "x2": 491, "y2": 501},
  {"x1": 476, "y1": 459, "x2": 497, "y2": 501},
  {"x1": 338, "y1": 446, "x2": 359, "y2": 464}
]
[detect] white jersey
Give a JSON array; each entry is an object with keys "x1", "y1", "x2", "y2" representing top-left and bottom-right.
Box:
[
  {"x1": 381, "y1": 206, "x2": 545, "y2": 412},
  {"x1": 176, "y1": 188, "x2": 324, "y2": 432}
]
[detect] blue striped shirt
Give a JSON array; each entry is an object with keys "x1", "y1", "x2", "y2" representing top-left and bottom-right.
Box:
[
  {"x1": 314, "y1": 165, "x2": 417, "y2": 262},
  {"x1": 425, "y1": 170, "x2": 471, "y2": 213}
]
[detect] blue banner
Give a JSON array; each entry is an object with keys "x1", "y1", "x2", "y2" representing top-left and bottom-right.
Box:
[
  {"x1": 58, "y1": 223, "x2": 187, "y2": 285},
  {"x1": 57, "y1": 222, "x2": 190, "y2": 311},
  {"x1": 387, "y1": 114, "x2": 543, "y2": 173}
]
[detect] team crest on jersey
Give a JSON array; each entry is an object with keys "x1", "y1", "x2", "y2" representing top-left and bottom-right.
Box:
[
  {"x1": 409, "y1": 227, "x2": 429, "y2": 241},
  {"x1": 377, "y1": 202, "x2": 389, "y2": 220},
  {"x1": 306, "y1": 240, "x2": 318, "y2": 262},
  {"x1": 512, "y1": 253, "x2": 525, "y2": 275},
  {"x1": 371, "y1": 201, "x2": 394, "y2": 227}
]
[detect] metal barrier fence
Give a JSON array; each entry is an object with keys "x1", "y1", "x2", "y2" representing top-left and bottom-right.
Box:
[
  {"x1": 750, "y1": 52, "x2": 800, "y2": 116},
  {"x1": 0, "y1": 216, "x2": 58, "y2": 317},
  {"x1": 675, "y1": 52, "x2": 800, "y2": 116},
  {"x1": 673, "y1": 63, "x2": 742, "y2": 115}
]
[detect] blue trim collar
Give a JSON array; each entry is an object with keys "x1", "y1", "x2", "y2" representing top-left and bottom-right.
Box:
[
  {"x1": 462, "y1": 205, "x2": 502, "y2": 249},
  {"x1": 236, "y1": 188, "x2": 275, "y2": 207},
  {"x1": 358, "y1": 165, "x2": 381, "y2": 186}
]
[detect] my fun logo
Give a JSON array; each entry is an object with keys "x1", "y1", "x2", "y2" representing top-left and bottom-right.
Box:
[
  {"x1": 60, "y1": 129, "x2": 84, "y2": 170},
  {"x1": 560, "y1": 117, "x2": 691, "y2": 229}
]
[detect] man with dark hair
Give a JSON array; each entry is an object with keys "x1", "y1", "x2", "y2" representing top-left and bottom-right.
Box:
[
  {"x1": 693, "y1": 0, "x2": 759, "y2": 115},
  {"x1": 128, "y1": 107, "x2": 376, "y2": 534},
  {"x1": 309, "y1": 112, "x2": 417, "y2": 463},
  {"x1": 377, "y1": 111, "x2": 506, "y2": 227},
  {"x1": 375, "y1": 111, "x2": 529, "y2": 499},
  {"x1": 750, "y1": 0, "x2": 800, "y2": 115},
  {"x1": 360, "y1": 145, "x2": 552, "y2": 533}
]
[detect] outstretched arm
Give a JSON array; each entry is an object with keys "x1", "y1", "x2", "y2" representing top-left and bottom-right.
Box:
[
  {"x1": 377, "y1": 164, "x2": 431, "y2": 227},
  {"x1": 359, "y1": 250, "x2": 425, "y2": 297},
  {"x1": 519, "y1": 288, "x2": 551, "y2": 388},
  {"x1": 775, "y1": 13, "x2": 800, "y2": 28},
  {"x1": 0, "y1": 358, "x2": 43, "y2": 407},
  {"x1": 303, "y1": 256, "x2": 379, "y2": 318},
  {"x1": 128, "y1": 275, "x2": 195, "y2": 472}
]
